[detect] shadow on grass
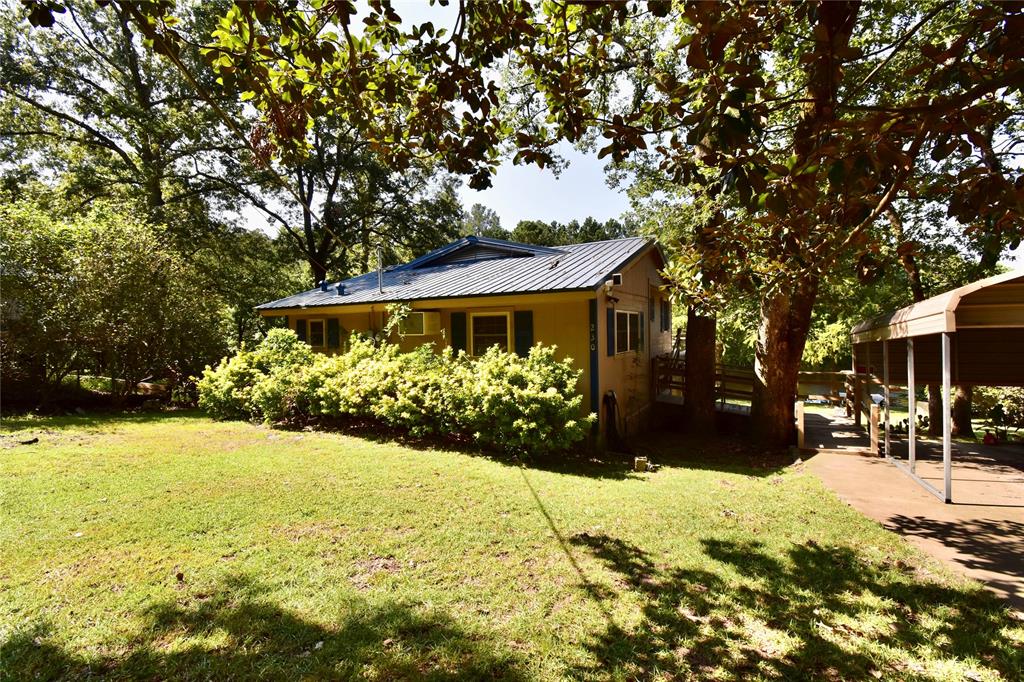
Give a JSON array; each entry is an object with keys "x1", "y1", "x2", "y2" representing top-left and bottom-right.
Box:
[
  {"x1": 0, "y1": 409, "x2": 198, "y2": 433},
  {"x1": 569, "y1": 533, "x2": 1023, "y2": 680},
  {"x1": 629, "y1": 430, "x2": 794, "y2": 477},
  {"x1": 1, "y1": 574, "x2": 526, "y2": 681},
  {"x1": 1, "y1": 409, "x2": 787, "y2": 482}
]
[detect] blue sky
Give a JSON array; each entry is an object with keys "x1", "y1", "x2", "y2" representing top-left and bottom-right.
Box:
[
  {"x1": 384, "y1": 3, "x2": 633, "y2": 231},
  {"x1": 457, "y1": 144, "x2": 630, "y2": 231}
]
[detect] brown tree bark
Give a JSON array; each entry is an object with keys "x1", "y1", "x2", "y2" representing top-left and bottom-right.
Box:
[
  {"x1": 952, "y1": 385, "x2": 975, "y2": 438},
  {"x1": 751, "y1": 277, "x2": 819, "y2": 446},
  {"x1": 927, "y1": 384, "x2": 943, "y2": 437},
  {"x1": 683, "y1": 306, "x2": 717, "y2": 432},
  {"x1": 748, "y1": 2, "x2": 858, "y2": 446},
  {"x1": 888, "y1": 207, "x2": 943, "y2": 436}
]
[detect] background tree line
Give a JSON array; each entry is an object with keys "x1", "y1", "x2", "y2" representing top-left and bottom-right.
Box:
[{"x1": 462, "y1": 203, "x2": 634, "y2": 246}]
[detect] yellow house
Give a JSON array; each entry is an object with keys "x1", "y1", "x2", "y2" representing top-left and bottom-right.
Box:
[{"x1": 256, "y1": 236, "x2": 673, "y2": 439}]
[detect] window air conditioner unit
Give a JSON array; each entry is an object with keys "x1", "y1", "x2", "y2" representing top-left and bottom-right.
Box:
[{"x1": 400, "y1": 311, "x2": 441, "y2": 336}]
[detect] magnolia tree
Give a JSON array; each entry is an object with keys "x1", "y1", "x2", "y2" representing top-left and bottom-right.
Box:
[{"x1": 25, "y1": 0, "x2": 1024, "y2": 444}]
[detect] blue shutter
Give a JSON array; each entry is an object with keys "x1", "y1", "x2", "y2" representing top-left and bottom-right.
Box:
[
  {"x1": 639, "y1": 312, "x2": 645, "y2": 351},
  {"x1": 451, "y1": 312, "x2": 467, "y2": 353},
  {"x1": 588, "y1": 300, "x2": 599, "y2": 432},
  {"x1": 295, "y1": 319, "x2": 307, "y2": 342},
  {"x1": 327, "y1": 318, "x2": 340, "y2": 348},
  {"x1": 513, "y1": 310, "x2": 534, "y2": 357},
  {"x1": 607, "y1": 308, "x2": 615, "y2": 356}
]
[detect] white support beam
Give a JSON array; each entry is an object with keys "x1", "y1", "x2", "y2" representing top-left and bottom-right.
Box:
[
  {"x1": 942, "y1": 332, "x2": 952, "y2": 503},
  {"x1": 907, "y1": 338, "x2": 916, "y2": 472},
  {"x1": 883, "y1": 340, "x2": 890, "y2": 459}
]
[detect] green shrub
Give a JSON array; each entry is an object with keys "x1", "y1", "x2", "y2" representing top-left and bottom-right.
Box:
[
  {"x1": 463, "y1": 345, "x2": 590, "y2": 454},
  {"x1": 197, "y1": 330, "x2": 594, "y2": 454},
  {"x1": 973, "y1": 386, "x2": 1024, "y2": 430},
  {"x1": 197, "y1": 329, "x2": 314, "y2": 420}
]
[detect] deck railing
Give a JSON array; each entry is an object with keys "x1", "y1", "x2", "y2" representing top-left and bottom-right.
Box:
[{"x1": 653, "y1": 355, "x2": 867, "y2": 414}]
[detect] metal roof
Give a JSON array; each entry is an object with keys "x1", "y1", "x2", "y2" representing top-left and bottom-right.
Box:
[
  {"x1": 850, "y1": 268, "x2": 1024, "y2": 344},
  {"x1": 257, "y1": 235, "x2": 657, "y2": 310}
]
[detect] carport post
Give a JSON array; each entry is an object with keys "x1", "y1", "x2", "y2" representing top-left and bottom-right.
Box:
[
  {"x1": 942, "y1": 332, "x2": 952, "y2": 503},
  {"x1": 907, "y1": 338, "x2": 916, "y2": 472},
  {"x1": 883, "y1": 340, "x2": 890, "y2": 458}
]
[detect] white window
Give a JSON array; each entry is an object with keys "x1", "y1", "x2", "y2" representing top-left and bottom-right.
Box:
[
  {"x1": 399, "y1": 311, "x2": 441, "y2": 336},
  {"x1": 615, "y1": 310, "x2": 640, "y2": 354},
  {"x1": 470, "y1": 312, "x2": 511, "y2": 355},
  {"x1": 308, "y1": 319, "x2": 325, "y2": 347}
]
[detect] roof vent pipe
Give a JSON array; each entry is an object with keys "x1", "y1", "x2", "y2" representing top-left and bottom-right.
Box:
[
  {"x1": 319, "y1": 280, "x2": 328, "y2": 292},
  {"x1": 377, "y1": 245, "x2": 384, "y2": 294},
  {"x1": 336, "y1": 283, "x2": 345, "y2": 296}
]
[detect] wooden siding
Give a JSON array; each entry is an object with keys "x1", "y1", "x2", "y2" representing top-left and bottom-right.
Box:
[{"x1": 596, "y1": 249, "x2": 673, "y2": 436}]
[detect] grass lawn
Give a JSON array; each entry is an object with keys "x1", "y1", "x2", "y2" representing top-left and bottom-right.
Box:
[{"x1": 1, "y1": 412, "x2": 1022, "y2": 681}]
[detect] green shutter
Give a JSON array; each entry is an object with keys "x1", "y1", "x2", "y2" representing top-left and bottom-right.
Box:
[
  {"x1": 639, "y1": 312, "x2": 645, "y2": 351},
  {"x1": 607, "y1": 308, "x2": 615, "y2": 356},
  {"x1": 514, "y1": 310, "x2": 534, "y2": 357},
  {"x1": 327, "y1": 318, "x2": 340, "y2": 348},
  {"x1": 283, "y1": 315, "x2": 289, "y2": 331},
  {"x1": 295, "y1": 319, "x2": 307, "y2": 342},
  {"x1": 451, "y1": 312, "x2": 467, "y2": 353}
]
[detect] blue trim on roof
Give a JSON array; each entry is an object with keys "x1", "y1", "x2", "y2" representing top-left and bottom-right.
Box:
[{"x1": 396, "y1": 235, "x2": 564, "y2": 271}]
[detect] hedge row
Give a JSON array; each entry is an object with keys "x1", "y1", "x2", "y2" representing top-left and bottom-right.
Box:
[{"x1": 197, "y1": 329, "x2": 594, "y2": 455}]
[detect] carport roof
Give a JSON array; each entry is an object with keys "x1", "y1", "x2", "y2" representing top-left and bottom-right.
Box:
[{"x1": 851, "y1": 269, "x2": 1024, "y2": 344}]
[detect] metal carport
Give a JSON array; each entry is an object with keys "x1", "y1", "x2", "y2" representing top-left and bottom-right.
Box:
[{"x1": 850, "y1": 269, "x2": 1024, "y2": 502}]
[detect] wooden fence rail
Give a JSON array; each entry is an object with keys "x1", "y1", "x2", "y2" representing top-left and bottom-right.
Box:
[{"x1": 653, "y1": 355, "x2": 872, "y2": 415}]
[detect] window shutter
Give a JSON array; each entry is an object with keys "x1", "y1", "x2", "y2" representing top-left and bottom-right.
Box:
[
  {"x1": 283, "y1": 315, "x2": 289, "y2": 331},
  {"x1": 607, "y1": 308, "x2": 615, "y2": 356},
  {"x1": 451, "y1": 312, "x2": 467, "y2": 353},
  {"x1": 295, "y1": 319, "x2": 307, "y2": 342},
  {"x1": 513, "y1": 310, "x2": 534, "y2": 357},
  {"x1": 639, "y1": 312, "x2": 645, "y2": 350},
  {"x1": 327, "y1": 318, "x2": 340, "y2": 348}
]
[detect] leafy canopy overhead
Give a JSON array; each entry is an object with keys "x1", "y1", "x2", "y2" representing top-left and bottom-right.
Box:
[{"x1": 23, "y1": 1, "x2": 1018, "y2": 286}]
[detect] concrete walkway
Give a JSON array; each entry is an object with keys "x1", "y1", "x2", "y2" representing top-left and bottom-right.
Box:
[{"x1": 806, "y1": 446, "x2": 1024, "y2": 611}]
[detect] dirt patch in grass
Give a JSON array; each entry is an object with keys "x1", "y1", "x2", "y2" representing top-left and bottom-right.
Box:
[
  {"x1": 273, "y1": 520, "x2": 349, "y2": 544},
  {"x1": 350, "y1": 555, "x2": 404, "y2": 589},
  {"x1": 0, "y1": 429, "x2": 110, "y2": 450}
]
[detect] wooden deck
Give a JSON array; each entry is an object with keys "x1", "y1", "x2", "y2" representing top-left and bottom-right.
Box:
[{"x1": 652, "y1": 356, "x2": 855, "y2": 419}]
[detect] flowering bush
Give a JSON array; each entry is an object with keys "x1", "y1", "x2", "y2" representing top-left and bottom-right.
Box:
[{"x1": 196, "y1": 329, "x2": 594, "y2": 454}]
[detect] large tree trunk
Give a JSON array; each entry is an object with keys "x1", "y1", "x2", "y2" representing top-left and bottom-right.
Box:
[
  {"x1": 927, "y1": 384, "x2": 943, "y2": 437},
  {"x1": 751, "y1": 278, "x2": 819, "y2": 447},
  {"x1": 683, "y1": 305, "x2": 717, "y2": 432},
  {"x1": 309, "y1": 260, "x2": 327, "y2": 286},
  {"x1": 952, "y1": 385, "x2": 975, "y2": 438}
]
